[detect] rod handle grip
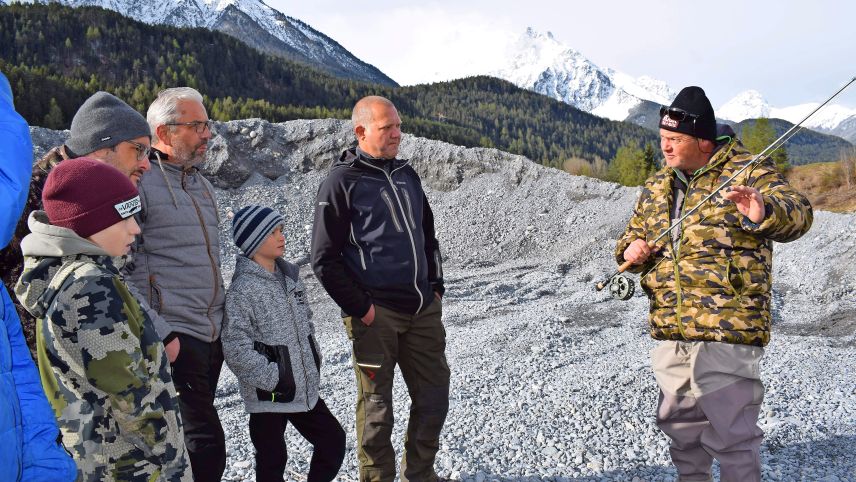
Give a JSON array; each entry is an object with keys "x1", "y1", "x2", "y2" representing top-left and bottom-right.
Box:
[
  {"x1": 617, "y1": 259, "x2": 634, "y2": 273},
  {"x1": 619, "y1": 241, "x2": 657, "y2": 273}
]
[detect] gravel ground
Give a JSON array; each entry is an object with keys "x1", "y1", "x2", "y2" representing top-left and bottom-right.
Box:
[{"x1": 31, "y1": 120, "x2": 856, "y2": 481}]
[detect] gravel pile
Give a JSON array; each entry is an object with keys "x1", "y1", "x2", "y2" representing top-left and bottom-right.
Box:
[{"x1": 31, "y1": 120, "x2": 856, "y2": 481}]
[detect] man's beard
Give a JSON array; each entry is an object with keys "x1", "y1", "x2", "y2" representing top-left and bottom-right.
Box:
[{"x1": 173, "y1": 141, "x2": 207, "y2": 168}]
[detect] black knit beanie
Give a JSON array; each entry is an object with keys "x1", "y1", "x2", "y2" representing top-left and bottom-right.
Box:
[
  {"x1": 659, "y1": 86, "x2": 717, "y2": 141},
  {"x1": 65, "y1": 91, "x2": 151, "y2": 157}
]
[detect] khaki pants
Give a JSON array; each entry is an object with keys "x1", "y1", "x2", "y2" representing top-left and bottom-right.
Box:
[
  {"x1": 343, "y1": 299, "x2": 450, "y2": 482},
  {"x1": 651, "y1": 340, "x2": 765, "y2": 482}
]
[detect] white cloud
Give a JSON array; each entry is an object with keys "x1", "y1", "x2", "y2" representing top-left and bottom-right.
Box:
[{"x1": 287, "y1": 5, "x2": 516, "y2": 86}]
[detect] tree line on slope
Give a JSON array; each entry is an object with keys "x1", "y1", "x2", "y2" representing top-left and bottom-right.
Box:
[{"x1": 0, "y1": 3, "x2": 655, "y2": 170}]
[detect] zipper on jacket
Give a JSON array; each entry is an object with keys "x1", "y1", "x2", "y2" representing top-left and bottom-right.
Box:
[
  {"x1": 400, "y1": 187, "x2": 417, "y2": 229},
  {"x1": 380, "y1": 190, "x2": 405, "y2": 232},
  {"x1": 359, "y1": 160, "x2": 424, "y2": 314},
  {"x1": 671, "y1": 168, "x2": 713, "y2": 340},
  {"x1": 182, "y1": 171, "x2": 221, "y2": 339},
  {"x1": 349, "y1": 226, "x2": 367, "y2": 270},
  {"x1": 284, "y1": 285, "x2": 313, "y2": 410},
  {"x1": 434, "y1": 250, "x2": 443, "y2": 279}
]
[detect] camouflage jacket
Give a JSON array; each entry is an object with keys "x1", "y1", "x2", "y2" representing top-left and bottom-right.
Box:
[
  {"x1": 14, "y1": 212, "x2": 191, "y2": 481},
  {"x1": 615, "y1": 137, "x2": 813, "y2": 347}
]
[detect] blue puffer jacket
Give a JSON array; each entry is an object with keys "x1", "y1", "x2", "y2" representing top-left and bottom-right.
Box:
[{"x1": 0, "y1": 71, "x2": 77, "y2": 481}]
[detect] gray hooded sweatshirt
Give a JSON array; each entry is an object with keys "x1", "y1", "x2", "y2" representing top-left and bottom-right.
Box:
[{"x1": 222, "y1": 255, "x2": 321, "y2": 413}]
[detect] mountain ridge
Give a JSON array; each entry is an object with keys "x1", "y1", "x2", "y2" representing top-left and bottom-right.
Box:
[{"x1": 9, "y1": 0, "x2": 397, "y2": 86}]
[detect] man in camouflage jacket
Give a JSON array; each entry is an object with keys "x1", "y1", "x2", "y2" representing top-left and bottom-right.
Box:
[
  {"x1": 15, "y1": 158, "x2": 190, "y2": 481},
  {"x1": 615, "y1": 87, "x2": 812, "y2": 482}
]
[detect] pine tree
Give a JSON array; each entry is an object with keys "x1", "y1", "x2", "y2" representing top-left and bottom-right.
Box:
[
  {"x1": 608, "y1": 144, "x2": 652, "y2": 186},
  {"x1": 742, "y1": 118, "x2": 790, "y2": 172},
  {"x1": 42, "y1": 97, "x2": 64, "y2": 129}
]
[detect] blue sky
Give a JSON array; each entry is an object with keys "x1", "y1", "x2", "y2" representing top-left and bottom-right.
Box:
[{"x1": 274, "y1": 0, "x2": 856, "y2": 109}]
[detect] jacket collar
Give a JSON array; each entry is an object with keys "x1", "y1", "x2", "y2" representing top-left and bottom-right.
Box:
[
  {"x1": 232, "y1": 255, "x2": 296, "y2": 283},
  {"x1": 336, "y1": 147, "x2": 409, "y2": 171}
]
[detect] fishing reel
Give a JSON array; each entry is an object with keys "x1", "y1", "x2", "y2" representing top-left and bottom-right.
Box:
[
  {"x1": 607, "y1": 274, "x2": 635, "y2": 300},
  {"x1": 595, "y1": 273, "x2": 635, "y2": 301}
]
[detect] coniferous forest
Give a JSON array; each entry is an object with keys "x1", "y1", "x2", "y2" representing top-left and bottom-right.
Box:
[{"x1": 0, "y1": 3, "x2": 658, "y2": 169}]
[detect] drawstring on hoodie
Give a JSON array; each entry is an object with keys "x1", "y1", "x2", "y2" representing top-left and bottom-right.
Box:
[{"x1": 154, "y1": 151, "x2": 180, "y2": 209}]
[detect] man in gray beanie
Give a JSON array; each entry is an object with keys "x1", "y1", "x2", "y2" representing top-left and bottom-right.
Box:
[
  {"x1": 64, "y1": 91, "x2": 153, "y2": 184},
  {"x1": 0, "y1": 90, "x2": 153, "y2": 358}
]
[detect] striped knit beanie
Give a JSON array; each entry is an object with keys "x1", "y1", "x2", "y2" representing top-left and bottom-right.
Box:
[{"x1": 231, "y1": 205, "x2": 284, "y2": 258}]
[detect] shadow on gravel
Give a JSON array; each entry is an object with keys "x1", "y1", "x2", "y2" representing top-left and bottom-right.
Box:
[
  {"x1": 455, "y1": 436, "x2": 856, "y2": 480},
  {"x1": 776, "y1": 307, "x2": 856, "y2": 347}
]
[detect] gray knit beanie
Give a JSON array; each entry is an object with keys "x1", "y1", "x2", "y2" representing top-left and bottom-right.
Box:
[
  {"x1": 65, "y1": 91, "x2": 151, "y2": 157},
  {"x1": 232, "y1": 205, "x2": 285, "y2": 258}
]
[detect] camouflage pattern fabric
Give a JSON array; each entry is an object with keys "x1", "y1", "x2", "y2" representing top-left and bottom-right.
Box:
[
  {"x1": 615, "y1": 138, "x2": 813, "y2": 347},
  {"x1": 15, "y1": 254, "x2": 191, "y2": 481}
]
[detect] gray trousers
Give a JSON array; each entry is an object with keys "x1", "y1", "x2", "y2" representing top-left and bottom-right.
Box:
[{"x1": 651, "y1": 340, "x2": 765, "y2": 482}]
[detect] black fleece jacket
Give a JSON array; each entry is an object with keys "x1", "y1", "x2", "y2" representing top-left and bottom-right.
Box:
[{"x1": 311, "y1": 148, "x2": 444, "y2": 318}]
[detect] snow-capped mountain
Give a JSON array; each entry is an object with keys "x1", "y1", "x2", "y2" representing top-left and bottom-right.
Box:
[
  {"x1": 719, "y1": 90, "x2": 856, "y2": 143},
  {"x1": 10, "y1": 0, "x2": 397, "y2": 86},
  {"x1": 492, "y1": 28, "x2": 855, "y2": 143},
  {"x1": 492, "y1": 28, "x2": 674, "y2": 121}
]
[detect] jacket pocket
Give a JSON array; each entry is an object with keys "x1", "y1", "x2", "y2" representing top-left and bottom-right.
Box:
[
  {"x1": 149, "y1": 274, "x2": 164, "y2": 313},
  {"x1": 725, "y1": 258, "x2": 745, "y2": 297},
  {"x1": 253, "y1": 341, "x2": 296, "y2": 403},
  {"x1": 349, "y1": 227, "x2": 367, "y2": 270},
  {"x1": 399, "y1": 187, "x2": 418, "y2": 229},
  {"x1": 308, "y1": 335, "x2": 321, "y2": 372},
  {"x1": 380, "y1": 190, "x2": 405, "y2": 232}
]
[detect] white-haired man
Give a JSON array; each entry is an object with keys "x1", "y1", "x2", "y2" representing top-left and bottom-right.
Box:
[{"x1": 125, "y1": 87, "x2": 226, "y2": 482}]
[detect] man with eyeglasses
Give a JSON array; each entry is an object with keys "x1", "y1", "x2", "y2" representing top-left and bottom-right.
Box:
[
  {"x1": 0, "y1": 90, "x2": 153, "y2": 359},
  {"x1": 124, "y1": 87, "x2": 227, "y2": 482},
  {"x1": 614, "y1": 86, "x2": 812, "y2": 481}
]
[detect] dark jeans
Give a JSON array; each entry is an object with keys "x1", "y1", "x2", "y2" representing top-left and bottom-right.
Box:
[
  {"x1": 248, "y1": 398, "x2": 346, "y2": 482},
  {"x1": 171, "y1": 334, "x2": 226, "y2": 482}
]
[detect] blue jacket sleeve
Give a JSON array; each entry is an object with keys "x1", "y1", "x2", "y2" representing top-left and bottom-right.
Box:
[
  {"x1": 0, "y1": 71, "x2": 77, "y2": 481},
  {"x1": 4, "y1": 289, "x2": 77, "y2": 481},
  {"x1": 0, "y1": 72, "x2": 32, "y2": 246}
]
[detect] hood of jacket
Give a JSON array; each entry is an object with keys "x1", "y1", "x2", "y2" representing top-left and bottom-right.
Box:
[
  {"x1": 16, "y1": 211, "x2": 121, "y2": 319},
  {"x1": 20, "y1": 211, "x2": 109, "y2": 258}
]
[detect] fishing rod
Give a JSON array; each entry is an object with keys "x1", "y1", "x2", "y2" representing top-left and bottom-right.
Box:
[{"x1": 595, "y1": 76, "x2": 856, "y2": 299}]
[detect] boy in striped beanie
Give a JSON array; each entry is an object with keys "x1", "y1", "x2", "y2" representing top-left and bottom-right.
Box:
[{"x1": 223, "y1": 205, "x2": 345, "y2": 481}]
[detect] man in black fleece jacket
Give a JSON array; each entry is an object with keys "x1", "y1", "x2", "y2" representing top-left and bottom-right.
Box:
[{"x1": 311, "y1": 96, "x2": 450, "y2": 482}]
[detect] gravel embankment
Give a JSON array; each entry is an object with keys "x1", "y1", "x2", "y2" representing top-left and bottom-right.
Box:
[{"x1": 31, "y1": 120, "x2": 856, "y2": 481}]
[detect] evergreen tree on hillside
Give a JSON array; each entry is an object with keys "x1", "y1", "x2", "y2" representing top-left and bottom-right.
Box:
[
  {"x1": 608, "y1": 142, "x2": 658, "y2": 186},
  {"x1": 741, "y1": 118, "x2": 790, "y2": 172},
  {"x1": 0, "y1": 2, "x2": 656, "y2": 166}
]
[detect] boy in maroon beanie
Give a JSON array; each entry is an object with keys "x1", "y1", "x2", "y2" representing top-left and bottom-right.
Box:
[{"x1": 14, "y1": 158, "x2": 191, "y2": 481}]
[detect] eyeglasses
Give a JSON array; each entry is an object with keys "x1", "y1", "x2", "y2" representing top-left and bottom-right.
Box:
[
  {"x1": 165, "y1": 120, "x2": 212, "y2": 134},
  {"x1": 123, "y1": 140, "x2": 151, "y2": 161},
  {"x1": 659, "y1": 106, "x2": 699, "y2": 122}
]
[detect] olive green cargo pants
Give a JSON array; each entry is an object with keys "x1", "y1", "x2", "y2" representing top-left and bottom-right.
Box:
[{"x1": 342, "y1": 298, "x2": 450, "y2": 482}]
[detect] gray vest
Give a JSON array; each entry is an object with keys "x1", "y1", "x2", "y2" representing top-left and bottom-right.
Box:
[{"x1": 126, "y1": 158, "x2": 225, "y2": 342}]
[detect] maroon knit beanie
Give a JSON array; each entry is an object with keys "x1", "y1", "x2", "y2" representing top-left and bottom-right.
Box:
[{"x1": 42, "y1": 157, "x2": 141, "y2": 238}]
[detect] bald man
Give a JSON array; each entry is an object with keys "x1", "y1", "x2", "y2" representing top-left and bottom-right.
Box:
[{"x1": 311, "y1": 96, "x2": 450, "y2": 482}]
